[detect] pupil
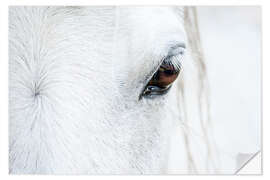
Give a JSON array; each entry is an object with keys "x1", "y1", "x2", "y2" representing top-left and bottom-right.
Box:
[{"x1": 164, "y1": 70, "x2": 175, "y2": 75}]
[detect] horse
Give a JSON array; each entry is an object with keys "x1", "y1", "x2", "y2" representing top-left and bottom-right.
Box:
[{"x1": 9, "y1": 6, "x2": 219, "y2": 174}]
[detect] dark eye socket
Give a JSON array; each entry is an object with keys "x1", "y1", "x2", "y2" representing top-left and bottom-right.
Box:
[{"x1": 140, "y1": 58, "x2": 181, "y2": 99}]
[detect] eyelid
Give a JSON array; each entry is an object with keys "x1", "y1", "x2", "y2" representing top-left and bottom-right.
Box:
[{"x1": 167, "y1": 43, "x2": 186, "y2": 57}]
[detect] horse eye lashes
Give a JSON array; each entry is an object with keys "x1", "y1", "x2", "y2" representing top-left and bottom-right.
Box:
[
  {"x1": 162, "y1": 54, "x2": 183, "y2": 72},
  {"x1": 162, "y1": 45, "x2": 185, "y2": 72}
]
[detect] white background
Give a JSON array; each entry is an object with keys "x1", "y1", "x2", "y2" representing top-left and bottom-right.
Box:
[
  {"x1": 198, "y1": 6, "x2": 261, "y2": 154},
  {"x1": 199, "y1": 6, "x2": 261, "y2": 172},
  {"x1": 0, "y1": 0, "x2": 267, "y2": 179},
  {"x1": 168, "y1": 6, "x2": 261, "y2": 173}
]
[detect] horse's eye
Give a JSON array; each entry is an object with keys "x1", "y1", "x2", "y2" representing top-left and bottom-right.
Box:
[{"x1": 140, "y1": 58, "x2": 181, "y2": 99}]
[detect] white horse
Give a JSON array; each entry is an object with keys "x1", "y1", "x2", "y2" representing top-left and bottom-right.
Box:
[{"x1": 9, "y1": 6, "x2": 220, "y2": 174}]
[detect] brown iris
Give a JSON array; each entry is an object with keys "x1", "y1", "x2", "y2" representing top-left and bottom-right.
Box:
[
  {"x1": 148, "y1": 63, "x2": 179, "y2": 88},
  {"x1": 141, "y1": 61, "x2": 180, "y2": 98}
]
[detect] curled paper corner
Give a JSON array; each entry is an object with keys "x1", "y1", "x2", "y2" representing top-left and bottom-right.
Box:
[{"x1": 235, "y1": 151, "x2": 262, "y2": 174}]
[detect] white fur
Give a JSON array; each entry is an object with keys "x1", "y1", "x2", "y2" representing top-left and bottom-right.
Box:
[{"x1": 9, "y1": 6, "x2": 218, "y2": 174}]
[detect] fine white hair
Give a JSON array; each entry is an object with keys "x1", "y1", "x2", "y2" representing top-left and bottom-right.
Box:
[{"x1": 9, "y1": 6, "x2": 219, "y2": 174}]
